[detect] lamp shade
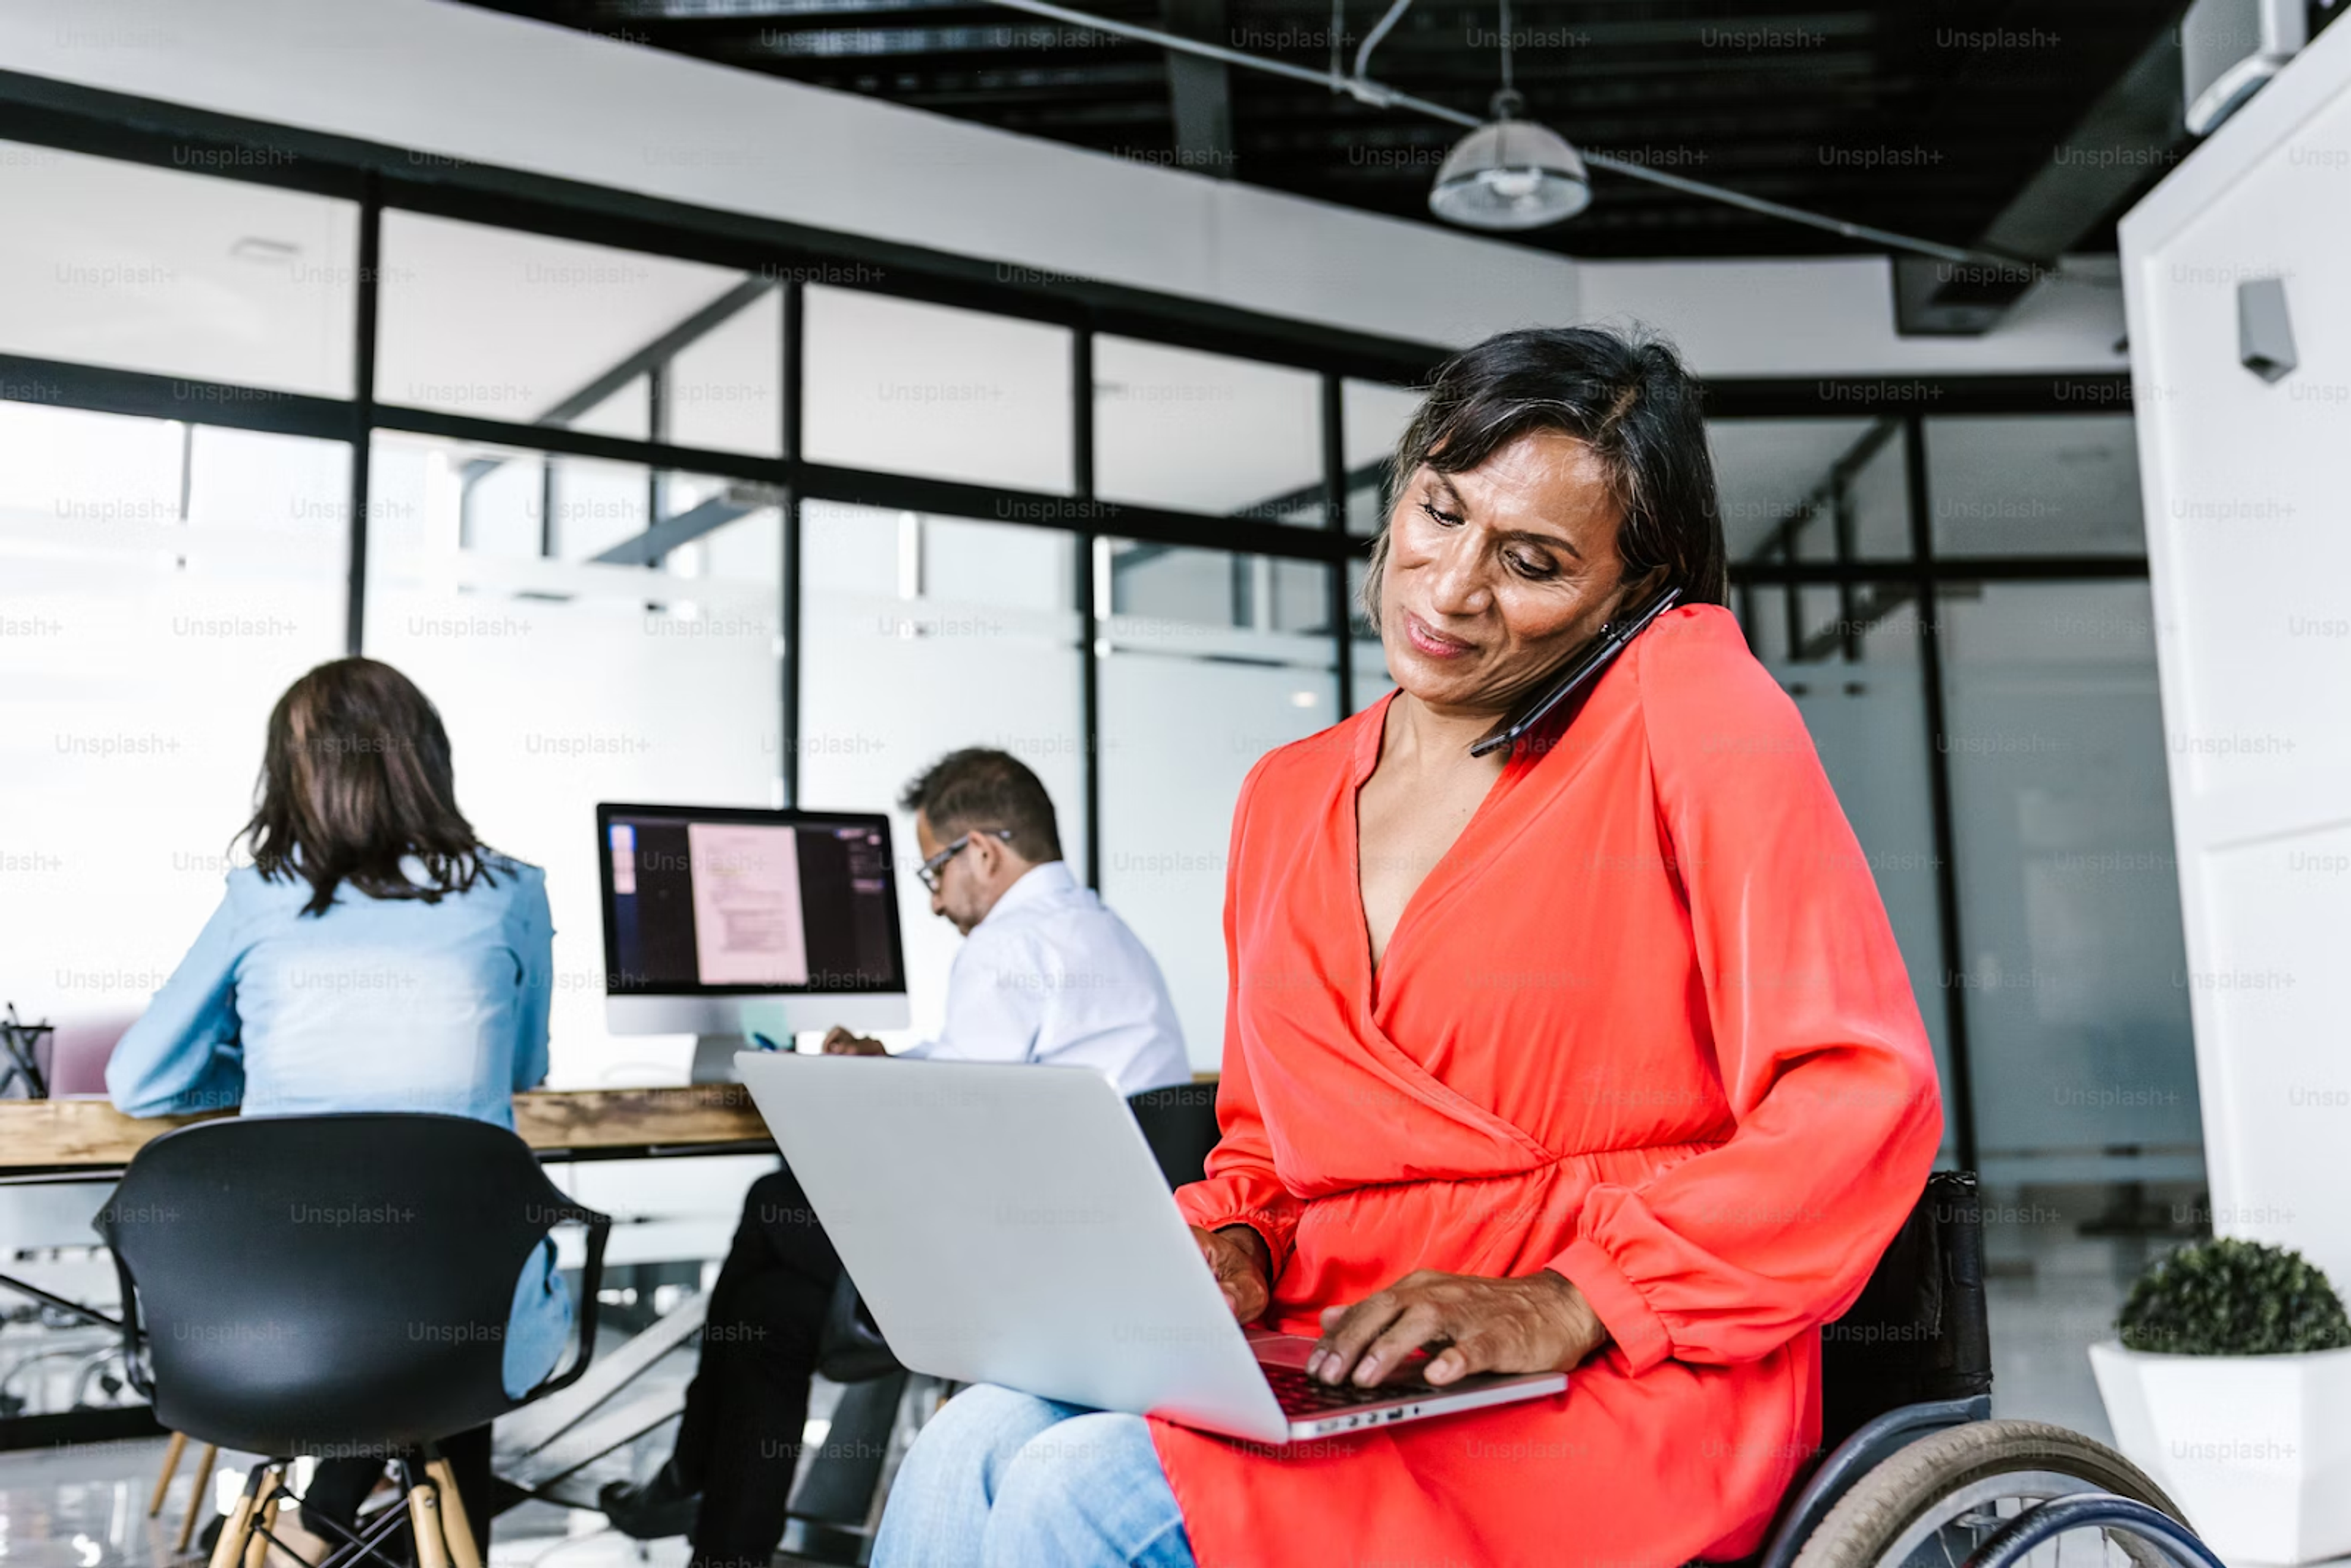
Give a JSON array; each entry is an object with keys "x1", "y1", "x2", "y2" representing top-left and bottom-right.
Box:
[{"x1": 1428, "y1": 115, "x2": 1592, "y2": 230}]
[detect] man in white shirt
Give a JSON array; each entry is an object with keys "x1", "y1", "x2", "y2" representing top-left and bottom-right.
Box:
[
  {"x1": 602, "y1": 749, "x2": 1188, "y2": 1567},
  {"x1": 817, "y1": 750, "x2": 1189, "y2": 1093}
]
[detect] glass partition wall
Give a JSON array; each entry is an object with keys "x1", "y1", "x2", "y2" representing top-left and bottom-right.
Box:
[
  {"x1": 1713, "y1": 411, "x2": 2197, "y2": 1190},
  {"x1": 0, "y1": 104, "x2": 2192, "y2": 1184}
]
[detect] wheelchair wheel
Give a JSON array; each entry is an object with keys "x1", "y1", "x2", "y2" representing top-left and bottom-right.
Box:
[{"x1": 1789, "y1": 1419, "x2": 2186, "y2": 1568}]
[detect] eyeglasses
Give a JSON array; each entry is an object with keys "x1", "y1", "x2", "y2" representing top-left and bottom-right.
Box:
[{"x1": 916, "y1": 828, "x2": 1016, "y2": 893}]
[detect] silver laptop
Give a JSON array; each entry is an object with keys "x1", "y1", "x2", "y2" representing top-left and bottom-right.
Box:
[{"x1": 733, "y1": 1052, "x2": 1567, "y2": 1444}]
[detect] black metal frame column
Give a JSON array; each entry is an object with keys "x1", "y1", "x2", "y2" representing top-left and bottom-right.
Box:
[
  {"x1": 781, "y1": 279, "x2": 805, "y2": 809},
  {"x1": 1903, "y1": 415, "x2": 1980, "y2": 1174},
  {"x1": 1832, "y1": 483, "x2": 1859, "y2": 662},
  {"x1": 344, "y1": 176, "x2": 381, "y2": 656},
  {"x1": 1073, "y1": 328, "x2": 1103, "y2": 891},
  {"x1": 645, "y1": 362, "x2": 669, "y2": 565},
  {"x1": 1782, "y1": 551, "x2": 1802, "y2": 664},
  {"x1": 1321, "y1": 373, "x2": 1354, "y2": 718}
]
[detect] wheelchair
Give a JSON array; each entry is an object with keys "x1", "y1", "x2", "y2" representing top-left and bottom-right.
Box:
[
  {"x1": 804, "y1": 1097, "x2": 2227, "y2": 1567},
  {"x1": 1725, "y1": 1171, "x2": 2222, "y2": 1568}
]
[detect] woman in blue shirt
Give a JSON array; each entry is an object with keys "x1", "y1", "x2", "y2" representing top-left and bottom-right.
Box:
[{"x1": 108, "y1": 656, "x2": 566, "y2": 1556}]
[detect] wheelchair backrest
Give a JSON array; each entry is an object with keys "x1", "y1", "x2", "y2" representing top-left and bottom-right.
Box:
[
  {"x1": 1817, "y1": 1169, "x2": 1992, "y2": 1454},
  {"x1": 1127, "y1": 1082, "x2": 1221, "y2": 1190}
]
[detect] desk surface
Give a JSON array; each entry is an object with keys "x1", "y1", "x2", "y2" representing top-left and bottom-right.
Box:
[{"x1": 0, "y1": 1086, "x2": 774, "y2": 1174}]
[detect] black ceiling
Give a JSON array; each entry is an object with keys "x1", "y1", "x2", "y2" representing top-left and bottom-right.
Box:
[{"x1": 459, "y1": 0, "x2": 2194, "y2": 261}]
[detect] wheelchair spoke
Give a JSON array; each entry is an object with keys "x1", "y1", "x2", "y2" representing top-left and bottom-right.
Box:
[
  {"x1": 1933, "y1": 1508, "x2": 2151, "y2": 1568},
  {"x1": 1881, "y1": 1471, "x2": 2140, "y2": 1568},
  {"x1": 2104, "y1": 1526, "x2": 2171, "y2": 1568}
]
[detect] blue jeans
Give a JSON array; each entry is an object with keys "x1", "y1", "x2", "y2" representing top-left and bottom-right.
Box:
[
  {"x1": 872, "y1": 1385, "x2": 1195, "y2": 1568},
  {"x1": 502, "y1": 1236, "x2": 571, "y2": 1400}
]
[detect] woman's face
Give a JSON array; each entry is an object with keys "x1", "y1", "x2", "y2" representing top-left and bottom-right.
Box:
[{"x1": 1379, "y1": 429, "x2": 1640, "y2": 716}]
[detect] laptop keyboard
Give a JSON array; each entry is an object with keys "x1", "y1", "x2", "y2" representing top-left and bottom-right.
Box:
[{"x1": 1263, "y1": 1361, "x2": 1426, "y2": 1416}]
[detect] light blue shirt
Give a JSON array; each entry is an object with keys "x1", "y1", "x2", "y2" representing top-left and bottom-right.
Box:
[
  {"x1": 898, "y1": 860, "x2": 1190, "y2": 1095},
  {"x1": 108, "y1": 855, "x2": 571, "y2": 1398}
]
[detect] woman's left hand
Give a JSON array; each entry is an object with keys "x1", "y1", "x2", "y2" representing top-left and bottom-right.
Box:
[{"x1": 1309, "y1": 1269, "x2": 1610, "y2": 1388}]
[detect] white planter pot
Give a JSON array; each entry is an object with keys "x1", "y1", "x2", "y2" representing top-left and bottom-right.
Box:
[{"x1": 2090, "y1": 1340, "x2": 2351, "y2": 1565}]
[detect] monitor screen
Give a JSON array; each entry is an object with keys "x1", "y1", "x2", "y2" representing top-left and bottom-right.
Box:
[{"x1": 596, "y1": 803, "x2": 907, "y2": 997}]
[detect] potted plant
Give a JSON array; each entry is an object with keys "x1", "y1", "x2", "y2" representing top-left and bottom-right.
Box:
[{"x1": 2091, "y1": 1237, "x2": 2351, "y2": 1564}]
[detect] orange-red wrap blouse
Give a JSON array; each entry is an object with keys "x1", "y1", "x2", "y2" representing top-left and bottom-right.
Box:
[{"x1": 1155, "y1": 604, "x2": 1944, "y2": 1568}]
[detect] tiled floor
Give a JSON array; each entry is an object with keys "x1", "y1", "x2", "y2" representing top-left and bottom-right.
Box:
[
  {"x1": 0, "y1": 1330, "x2": 852, "y2": 1568},
  {"x1": 0, "y1": 1424, "x2": 846, "y2": 1568},
  {"x1": 0, "y1": 1437, "x2": 711, "y2": 1568},
  {"x1": 0, "y1": 1187, "x2": 2241, "y2": 1568}
]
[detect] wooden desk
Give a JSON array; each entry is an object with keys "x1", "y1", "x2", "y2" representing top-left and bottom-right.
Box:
[{"x1": 0, "y1": 1086, "x2": 774, "y2": 1176}]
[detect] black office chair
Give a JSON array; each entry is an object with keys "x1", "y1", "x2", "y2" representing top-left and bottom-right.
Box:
[
  {"x1": 1125, "y1": 1081, "x2": 1222, "y2": 1189},
  {"x1": 781, "y1": 1082, "x2": 1224, "y2": 1559},
  {"x1": 1721, "y1": 1172, "x2": 2223, "y2": 1568},
  {"x1": 96, "y1": 1113, "x2": 610, "y2": 1568}
]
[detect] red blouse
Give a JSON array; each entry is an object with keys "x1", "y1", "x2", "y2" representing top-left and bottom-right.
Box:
[{"x1": 1155, "y1": 604, "x2": 1943, "y2": 1567}]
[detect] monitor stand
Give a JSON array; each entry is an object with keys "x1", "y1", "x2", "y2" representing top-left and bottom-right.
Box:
[
  {"x1": 647, "y1": 995, "x2": 908, "y2": 1084},
  {"x1": 689, "y1": 1033, "x2": 753, "y2": 1084}
]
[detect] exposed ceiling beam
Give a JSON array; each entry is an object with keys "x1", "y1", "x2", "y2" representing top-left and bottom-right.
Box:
[
  {"x1": 537, "y1": 277, "x2": 778, "y2": 426},
  {"x1": 1744, "y1": 417, "x2": 1899, "y2": 565},
  {"x1": 1895, "y1": 20, "x2": 2186, "y2": 334},
  {"x1": 594, "y1": 0, "x2": 973, "y2": 14},
  {"x1": 1160, "y1": 0, "x2": 1235, "y2": 176},
  {"x1": 457, "y1": 276, "x2": 779, "y2": 523},
  {"x1": 591, "y1": 489, "x2": 769, "y2": 564},
  {"x1": 612, "y1": 0, "x2": 1894, "y2": 51}
]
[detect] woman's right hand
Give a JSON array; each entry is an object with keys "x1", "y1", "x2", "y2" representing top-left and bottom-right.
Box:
[{"x1": 1191, "y1": 1225, "x2": 1272, "y2": 1323}]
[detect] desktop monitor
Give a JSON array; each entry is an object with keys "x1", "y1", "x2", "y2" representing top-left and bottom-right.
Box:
[{"x1": 596, "y1": 803, "x2": 912, "y2": 1046}]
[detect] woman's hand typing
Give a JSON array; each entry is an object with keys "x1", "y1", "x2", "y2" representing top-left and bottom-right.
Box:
[
  {"x1": 1310, "y1": 1269, "x2": 1608, "y2": 1387},
  {"x1": 1191, "y1": 1224, "x2": 1273, "y2": 1323}
]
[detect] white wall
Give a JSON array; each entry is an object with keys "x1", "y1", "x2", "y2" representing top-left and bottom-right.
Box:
[
  {"x1": 2119, "y1": 15, "x2": 2351, "y2": 1285},
  {"x1": 0, "y1": 0, "x2": 2125, "y2": 372}
]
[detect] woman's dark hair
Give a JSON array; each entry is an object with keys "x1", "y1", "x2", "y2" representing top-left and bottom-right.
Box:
[
  {"x1": 1362, "y1": 326, "x2": 1727, "y2": 626},
  {"x1": 241, "y1": 658, "x2": 495, "y2": 916}
]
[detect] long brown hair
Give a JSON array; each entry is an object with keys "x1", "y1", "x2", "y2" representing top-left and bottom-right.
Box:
[{"x1": 242, "y1": 658, "x2": 495, "y2": 916}]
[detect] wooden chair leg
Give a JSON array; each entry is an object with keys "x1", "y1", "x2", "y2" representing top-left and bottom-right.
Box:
[
  {"x1": 240, "y1": 1467, "x2": 285, "y2": 1568},
  {"x1": 149, "y1": 1431, "x2": 189, "y2": 1518},
  {"x1": 423, "y1": 1458, "x2": 483, "y2": 1568},
  {"x1": 176, "y1": 1444, "x2": 220, "y2": 1556},
  {"x1": 405, "y1": 1482, "x2": 452, "y2": 1568},
  {"x1": 206, "y1": 1464, "x2": 264, "y2": 1568}
]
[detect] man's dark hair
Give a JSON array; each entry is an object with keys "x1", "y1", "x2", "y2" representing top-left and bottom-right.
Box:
[
  {"x1": 899, "y1": 748, "x2": 1062, "y2": 864},
  {"x1": 1364, "y1": 326, "x2": 1728, "y2": 626}
]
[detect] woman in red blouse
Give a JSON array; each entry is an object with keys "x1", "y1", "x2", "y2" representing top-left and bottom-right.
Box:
[{"x1": 873, "y1": 327, "x2": 1943, "y2": 1568}]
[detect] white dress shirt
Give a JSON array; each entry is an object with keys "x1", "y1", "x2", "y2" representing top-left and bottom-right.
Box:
[{"x1": 896, "y1": 860, "x2": 1190, "y2": 1095}]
